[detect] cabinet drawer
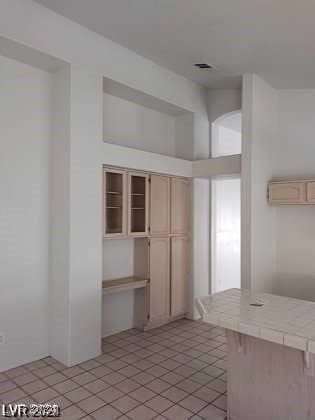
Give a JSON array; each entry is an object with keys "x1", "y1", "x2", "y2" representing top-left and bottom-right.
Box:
[
  {"x1": 269, "y1": 182, "x2": 306, "y2": 204},
  {"x1": 306, "y1": 182, "x2": 315, "y2": 203}
]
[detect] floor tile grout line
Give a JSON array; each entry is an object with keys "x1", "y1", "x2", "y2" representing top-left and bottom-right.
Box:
[{"x1": 0, "y1": 320, "x2": 227, "y2": 419}]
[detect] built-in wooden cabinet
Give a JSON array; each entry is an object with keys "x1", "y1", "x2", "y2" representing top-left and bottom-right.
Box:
[
  {"x1": 103, "y1": 168, "x2": 127, "y2": 237},
  {"x1": 268, "y1": 182, "x2": 306, "y2": 204},
  {"x1": 306, "y1": 182, "x2": 315, "y2": 203},
  {"x1": 171, "y1": 177, "x2": 190, "y2": 235},
  {"x1": 128, "y1": 172, "x2": 149, "y2": 236},
  {"x1": 150, "y1": 175, "x2": 170, "y2": 236},
  {"x1": 268, "y1": 179, "x2": 315, "y2": 205},
  {"x1": 148, "y1": 237, "x2": 170, "y2": 323},
  {"x1": 171, "y1": 237, "x2": 189, "y2": 317},
  {"x1": 103, "y1": 166, "x2": 191, "y2": 328}
]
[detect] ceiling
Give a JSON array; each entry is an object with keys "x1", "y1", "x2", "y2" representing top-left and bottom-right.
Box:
[{"x1": 34, "y1": 0, "x2": 315, "y2": 88}]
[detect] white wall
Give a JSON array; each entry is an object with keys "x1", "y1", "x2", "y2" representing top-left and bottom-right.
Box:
[
  {"x1": 212, "y1": 178, "x2": 241, "y2": 293},
  {"x1": 102, "y1": 290, "x2": 146, "y2": 337},
  {"x1": 193, "y1": 155, "x2": 241, "y2": 178},
  {"x1": 50, "y1": 65, "x2": 71, "y2": 365},
  {"x1": 50, "y1": 65, "x2": 104, "y2": 367},
  {"x1": 189, "y1": 89, "x2": 210, "y2": 319},
  {"x1": 104, "y1": 93, "x2": 176, "y2": 156},
  {"x1": 190, "y1": 178, "x2": 210, "y2": 318},
  {"x1": 208, "y1": 89, "x2": 242, "y2": 156},
  {"x1": 272, "y1": 90, "x2": 315, "y2": 301},
  {"x1": 102, "y1": 238, "x2": 147, "y2": 336},
  {"x1": 102, "y1": 144, "x2": 192, "y2": 177},
  {"x1": 0, "y1": 55, "x2": 52, "y2": 371},
  {"x1": 212, "y1": 112, "x2": 242, "y2": 158},
  {"x1": 67, "y1": 67, "x2": 103, "y2": 366},
  {"x1": 213, "y1": 125, "x2": 241, "y2": 157},
  {"x1": 0, "y1": 0, "x2": 209, "y2": 368},
  {"x1": 241, "y1": 74, "x2": 277, "y2": 292},
  {"x1": 242, "y1": 80, "x2": 315, "y2": 300},
  {"x1": 208, "y1": 89, "x2": 242, "y2": 126},
  {"x1": 175, "y1": 113, "x2": 194, "y2": 161},
  {"x1": 103, "y1": 93, "x2": 194, "y2": 160},
  {"x1": 0, "y1": 0, "x2": 207, "y2": 116},
  {"x1": 103, "y1": 240, "x2": 135, "y2": 280}
]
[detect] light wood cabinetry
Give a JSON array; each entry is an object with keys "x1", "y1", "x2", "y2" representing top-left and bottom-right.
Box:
[
  {"x1": 128, "y1": 172, "x2": 149, "y2": 236},
  {"x1": 103, "y1": 166, "x2": 190, "y2": 328},
  {"x1": 268, "y1": 179, "x2": 315, "y2": 204},
  {"x1": 171, "y1": 237, "x2": 189, "y2": 317},
  {"x1": 150, "y1": 175, "x2": 170, "y2": 236},
  {"x1": 171, "y1": 177, "x2": 190, "y2": 235},
  {"x1": 148, "y1": 237, "x2": 170, "y2": 323},
  {"x1": 306, "y1": 182, "x2": 315, "y2": 203},
  {"x1": 268, "y1": 182, "x2": 306, "y2": 204},
  {"x1": 103, "y1": 168, "x2": 127, "y2": 237}
]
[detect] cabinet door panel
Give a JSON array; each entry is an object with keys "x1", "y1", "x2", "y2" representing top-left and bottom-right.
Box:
[
  {"x1": 306, "y1": 182, "x2": 315, "y2": 203},
  {"x1": 149, "y1": 238, "x2": 170, "y2": 322},
  {"x1": 171, "y1": 177, "x2": 190, "y2": 234},
  {"x1": 171, "y1": 237, "x2": 189, "y2": 317},
  {"x1": 128, "y1": 172, "x2": 149, "y2": 236},
  {"x1": 269, "y1": 182, "x2": 306, "y2": 204},
  {"x1": 104, "y1": 168, "x2": 127, "y2": 237},
  {"x1": 150, "y1": 175, "x2": 170, "y2": 235}
]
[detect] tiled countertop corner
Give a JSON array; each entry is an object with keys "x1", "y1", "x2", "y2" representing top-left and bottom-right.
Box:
[{"x1": 197, "y1": 288, "x2": 315, "y2": 352}]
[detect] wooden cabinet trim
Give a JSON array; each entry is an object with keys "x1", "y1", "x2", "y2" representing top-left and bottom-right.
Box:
[
  {"x1": 103, "y1": 168, "x2": 127, "y2": 237},
  {"x1": 150, "y1": 175, "x2": 170, "y2": 236},
  {"x1": 170, "y1": 236, "x2": 190, "y2": 317},
  {"x1": 127, "y1": 171, "x2": 150, "y2": 237},
  {"x1": 306, "y1": 181, "x2": 315, "y2": 203},
  {"x1": 269, "y1": 181, "x2": 306, "y2": 204},
  {"x1": 268, "y1": 179, "x2": 315, "y2": 205},
  {"x1": 171, "y1": 177, "x2": 191, "y2": 235},
  {"x1": 148, "y1": 237, "x2": 170, "y2": 322}
]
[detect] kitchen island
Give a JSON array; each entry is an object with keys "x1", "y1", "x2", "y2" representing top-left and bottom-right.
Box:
[{"x1": 197, "y1": 288, "x2": 315, "y2": 420}]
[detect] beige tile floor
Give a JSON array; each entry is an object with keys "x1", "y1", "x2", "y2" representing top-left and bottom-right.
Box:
[{"x1": 0, "y1": 320, "x2": 227, "y2": 419}]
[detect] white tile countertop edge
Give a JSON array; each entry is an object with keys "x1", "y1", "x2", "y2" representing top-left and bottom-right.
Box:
[{"x1": 197, "y1": 288, "x2": 315, "y2": 352}]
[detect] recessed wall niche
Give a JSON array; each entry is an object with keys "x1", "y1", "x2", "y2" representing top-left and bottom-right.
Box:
[{"x1": 103, "y1": 78, "x2": 194, "y2": 160}]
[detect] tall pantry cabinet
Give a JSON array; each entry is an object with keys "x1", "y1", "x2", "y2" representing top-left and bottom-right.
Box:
[
  {"x1": 103, "y1": 167, "x2": 191, "y2": 328},
  {"x1": 170, "y1": 178, "x2": 190, "y2": 318}
]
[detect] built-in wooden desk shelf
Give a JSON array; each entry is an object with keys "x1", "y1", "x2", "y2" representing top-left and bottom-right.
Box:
[{"x1": 102, "y1": 276, "x2": 148, "y2": 295}]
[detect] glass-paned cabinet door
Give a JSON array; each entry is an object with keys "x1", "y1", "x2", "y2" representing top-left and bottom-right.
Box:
[
  {"x1": 128, "y1": 172, "x2": 149, "y2": 236},
  {"x1": 103, "y1": 168, "x2": 127, "y2": 237}
]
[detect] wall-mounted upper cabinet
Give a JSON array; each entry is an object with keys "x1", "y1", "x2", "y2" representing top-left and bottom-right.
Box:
[
  {"x1": 171, "y1": 177, "x2": 191, "y2": 235},
  {"x1": 103, "y1": 169, "x2": 127, "y2": 237},
  {"x1": 128, "y1": 172, "x2": 149, "y2": 236},
  {"x1": 268, "y1": 179, "x2": 315, "y2": 205},
  {"x1": 306, "y1": 182, "x2": 315, "y2": 203},
  {"x1": 104, "y1": 166, "x2": 190, "y2": 238}
]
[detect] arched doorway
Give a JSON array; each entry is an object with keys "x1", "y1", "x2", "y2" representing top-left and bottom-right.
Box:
[{"x1": 211, "y1": 111, "x2": 241, "y2": 293}]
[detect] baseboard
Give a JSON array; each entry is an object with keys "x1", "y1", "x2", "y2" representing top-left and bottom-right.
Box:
[{"x1": 144, "y1": 314, "x2": 185, "y2": 331}]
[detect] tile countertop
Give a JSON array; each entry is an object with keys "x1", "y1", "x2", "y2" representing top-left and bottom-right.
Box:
[{"x1": 197, "y1": 288, "x2": 315, "y2": 352}]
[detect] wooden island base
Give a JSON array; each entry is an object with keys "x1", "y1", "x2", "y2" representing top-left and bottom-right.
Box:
[{"x1": 226, "y1": 330, "x2": 315, "y2": 420}]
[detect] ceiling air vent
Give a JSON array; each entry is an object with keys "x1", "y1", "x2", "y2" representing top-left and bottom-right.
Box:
[{"x1": 194, "y1": 63, "x2": 213, "y2": 69}]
